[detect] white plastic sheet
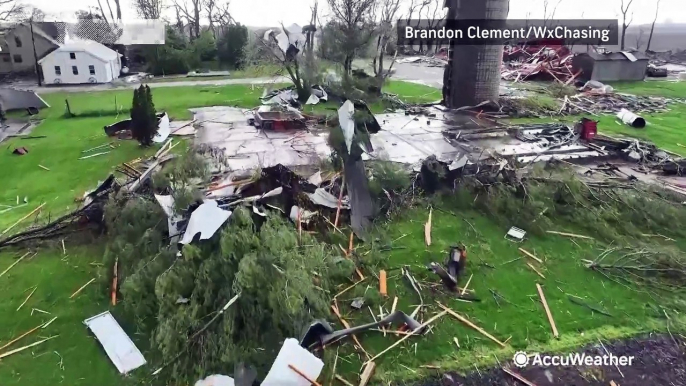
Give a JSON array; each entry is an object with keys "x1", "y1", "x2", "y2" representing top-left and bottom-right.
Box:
[
  {"x1": 180, "y1": 200, "x2": 232, "y2": 244},
  {"x1": 83, "y1": 311, "x2": 146, "y2": 374},
  {"x1": 261, "y1": 338, "x2": 324, "y2": 386},
  {"x1": 153, "y1": 113, "x2": 171, "y2": 143}
]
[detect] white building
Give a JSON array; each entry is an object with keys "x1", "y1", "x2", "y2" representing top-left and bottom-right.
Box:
[{"x1": 38, "y1": 40, "x2": 122, "y2": 84}]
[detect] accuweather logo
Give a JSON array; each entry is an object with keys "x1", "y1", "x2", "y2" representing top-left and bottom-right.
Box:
[{"x1": 512, "y1": 351, "x2": 635, "y2": 368}]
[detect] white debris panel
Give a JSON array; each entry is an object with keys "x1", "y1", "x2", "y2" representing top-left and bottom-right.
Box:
[
  {"x1": 180, "y1": 199, "x2": 232, "y2": 244},
  {"x1": 83, "y1": 311, "x2": 146, "y2": 374},
  {"x1": 261, "y1": 338, "x2": 324, "y2": 386}
]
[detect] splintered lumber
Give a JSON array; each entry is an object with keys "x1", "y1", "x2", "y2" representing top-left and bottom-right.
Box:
[
  {"x1": 2, "y1": 203, "x2": 46, "y2": 235},
  {"x1": 16, "y1": 286, "x2": 37, "y2": 311},
  {"x1": 334, "y1": 277, "x2": 366, "y2": 299},
  {"x1": 334, "y1": 174, "x2": 345, "y2": 228},
  {"x1": 38, "y1": 164, "x2": 50, "y2": 171},
  {"x1": 391, "y1": 296, "x2": 398, "y2": 314},
  {"x1": 436, "y1": 302, "x2": 507, "y2": 348},
  {"x1": 518, "y1": 248, "x2": 543, "y2": 264},
  {"x1": 424, "y1": 208, "x2": 432, "y2": 246},
  {"x1": 335, "y1": 375, "x2": 354, "y2": 386},
  {"x1": 0, "y1": 322, "x2": 44, "y2": 351},
  {"x1": 379, "y1": 270, "x2": 387, "y2": 296},
  {"x1": 288, "y1": 364, "x2": 322, "y2": 386},
  {"x1": 527, "y1": 263, "x2": 546, "y2": 279},
  {"x1": 348, "y1": 232, "x2": 354, "y2": 255},
  {"x1": 331, "y1": 305, "x2": 370, "y2": 359},
  {"x1": 502, "y1": 367, "x2": 537, "y2": 386},
  {"x1": 70, "y1": 278, "x2": 95, "y2": 299},
  {"x1": 460, "y1": 274, "x2": 473, "y2": 296},
  {"x1": 536, "y1": 283, "x2": 559, "y2": 338},
  {"x1": 78, "y1": 151, "x2": 110, "y2": 160},
  {"x1": 111, "y1": 258, "x2": 118, "y2": 306},
  {"x1": 358, "y1": 361, "x2": 376, "y2": 386},
  {"x1": 0, "y1": 251, "x2": 33, "y2": 278},
  {"x1": 367, "y1": 310, "x2": 448, "y2": 363},
  {"x1": 453, "y1": 337, "x2": 460, "y2": 348},
  {"x1": 546, "y1": 231, "x2": 593, "y2": 240},
  {"x1": 0, "y1": 335, "x2": 57, "y2": 360}
]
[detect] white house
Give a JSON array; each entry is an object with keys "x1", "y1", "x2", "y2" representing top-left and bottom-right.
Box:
[{"x1": 38, "y1": 40, "x2": 121, "y2": 84}]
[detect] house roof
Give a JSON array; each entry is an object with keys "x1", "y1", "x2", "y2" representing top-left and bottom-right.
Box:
[
  {"x1": 38, "y1": 39, "x2": 120, "y2": 64},
  {"x1": 583, "y1": 51, "x2": 649, "y2": 61}
]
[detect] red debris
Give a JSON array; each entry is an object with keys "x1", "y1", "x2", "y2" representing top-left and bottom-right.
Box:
[{"x1": 502, "y1": 42, "x2": 576, "y2": 84}]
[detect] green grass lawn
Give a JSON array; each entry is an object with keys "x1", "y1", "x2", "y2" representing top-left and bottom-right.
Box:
[
  {"x1": 146, "y1": 64, "x2": 285, "y2": 83},
  {"x1": 0, "y1": 80, "x2": 441, "y2": 386}
]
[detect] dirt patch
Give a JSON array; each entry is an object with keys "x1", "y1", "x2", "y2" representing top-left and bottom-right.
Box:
[{"x1": 401, "y1": 335, "x2": 686, "y2": 386}]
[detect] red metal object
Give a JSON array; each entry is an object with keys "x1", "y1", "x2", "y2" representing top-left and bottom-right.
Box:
[
  {"x1": 579, "y1": 118, "x2": 597, "y2": 141},
  {"x1": 254, "y1": 111, "x2": 306, "y2": 131}
]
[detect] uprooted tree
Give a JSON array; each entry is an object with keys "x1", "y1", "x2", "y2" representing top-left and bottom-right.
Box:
[{"x1": 130, "y1": 85, "x2": 158, "y2": 146}]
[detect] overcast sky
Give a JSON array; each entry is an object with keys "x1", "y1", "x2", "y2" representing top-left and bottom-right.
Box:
[{"x1": 22, "y1": 0, "x2": 686, "y2": 27}]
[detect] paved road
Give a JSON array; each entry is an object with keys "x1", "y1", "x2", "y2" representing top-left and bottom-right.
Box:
[{"x1": 12, "y1": 76, "x2": 293, "y2": 94}]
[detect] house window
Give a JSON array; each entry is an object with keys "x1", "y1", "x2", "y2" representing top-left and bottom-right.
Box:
[
  {"x1": 14, "y1": 36, "x2": 22, "y2": 47},
  {"x1": 13, "y1": 54, "x2": 22, "y2": 63},
  {"x1": 70, "y1": 52, "x2": 76, "y2": 59},
  {"x1": 89, "y1": 65, "x2": 95, "y2": 75},
  {"x1": 55, "y1": 66, "x2": 61, "y2": 75},
  {"x1": 72, "y1": 66, "x2": 78, "y2": 75},
  {"x1": 2, "y1": 56, "x2": 9, "y2": 63}
]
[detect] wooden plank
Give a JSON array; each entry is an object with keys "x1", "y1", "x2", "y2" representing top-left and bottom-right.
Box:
[
  {"x1": 536, "y1": 283, "x2": 559, "y2": 338},
  {"x1": 288, "y1": 364, "x2": 322, "y2": 386},
  {"x1": 334, "y1": 278, "x2": 366, "y2": 299},
  {"x1": 424, "y1": 208, "x2": 432, "y2": 246},
  {"x1": 366, "y1": 310, "x2": 448, "y2": 363},
  {"x1": 70, "y1": 278, "x2": 95, "y2": 299},
  {"x1": 0, "y1": 322, "x2": 44, "y2": 351},
  {"x1": 527, "y1": 263, "x2": 546, "y2": 279},
  {"x1": 335, "y1": 375, "x2": 354, "y2": 386},
  {"x1": 0, "y1": 251, "x2": 32, "y2": 278},
  {"x1": 502, "y1": 367, "x2": 537, "y2": 386},
  {"x1": 0, "y1": 336, "x2": 57, "y2": 360},
  {"x1": 16, "y1": 286, "x2": 37, "y2": 311},
  {"x1": 379, "y1": 270, "x2": 387, "y2": 296},
  {"x1": 546, "y1": 231, "x2": 593, "y2": 240},
  {"x1": 460, "y1": 274, "x2": 473, "y2": 296},
  {"x1": 1, "y1": 203, "x2": 46, "y2": 235},
  {"x1": 518, "y1": 248, "x2": 543, "y2": 264},
  {"x1": 436, "y1": 302, "x2": 507, "y2": 348},
  {"x1": 358, "y1": 361, "x2": 376, "y2": 386}
]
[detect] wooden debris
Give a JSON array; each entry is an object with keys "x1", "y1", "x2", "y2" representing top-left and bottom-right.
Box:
[
  {"x1": 610, "y1": 381, "x2": 619, "y2": 386},
  {"x1": 0, "y1": 335, "x2": 57, "y2": 360},
  {"x1": 453, "y1": 337, "x2": 460, "y2": 348},
  {"x1": 460, "y1": 274, "x2": 473, "y2": 296},
  {"x1": 333, "y1": 174, "x2": 345, "y2": 229},
  {"x1": 42, "y1": 316, "x2": 58, "y2": 329},
  {"x1": 527, "y1": 263, "x2": 546, "y2": 279},
  {"x1": 358, "y1": 361, "x2": 376, "y2": 386},
  {"x1": 70, "y1": 278, "x2": 95, "y2": 299},
  {"x1": 0, "y1": 251, "x2": 33, "y2": 278},
  {"x1": 348, "y1": 232, "x2": 354, "y2": 255},
  {"x1": 379, "y1": 270, "x2": 387, "y2": 296},
  {"x1": 38, "y1": 164, "x2": 50, "y2": 171},
  {"x1": 78, "y1": 151, "x2": 110, "y2": 160},
  {"x1": 366, "y1": 310, "x2": 448, "y2": 363},
  {"x1": 61, "y1": 239, "x2": 66, "y2": 255},
  {"x1": 111, "y1": 258, "x2": 118, "y2": 306},
  {"x1": 16, "y1": 286, "x2": 37, "y2": 311},
  {"x1": 502, "y1": 367, "x2": 537, "y2": 386},
  {"x1": 330, "y1": 304, "x2": 370, "y2": 359},
  {"x1": 330, "y1": 350, "x2": 338, "y2": 386},
  {"x1": 437, "y1": 302, "x2": 507, "y2": 348},
  {"x1": 424, "y1": 208, "x2": 432, "y2": 246},
  {"x1": 288, "y1": 364, "x2": 322, "y2": 386},
  {"x1": 420, "y1": 365, "x2": 441, "y2": 369},
  {"x1": 2, "y1": 203, "x2": 46, "y2": 235},
  {"x1": 334, "y1": 278, "x2": 366, "y2": 299},
  {"x1": 518, "y1": 248, "x2": 543, "y2": 264},
  {"x1": 335, "y1": 375, "x2": 354, "y2": 386},
  {"x1": 0, "y1": 322, "x2": 44, "y2": 351},
  {"x1": 536, "y1": 283, "x2": 559, "y2": 338},
  {"x1": 391, "y1": 296, "x2": 398, "y2": 314},
  {"x1": 546, "y1": 231, "x2": 593, "y2": 240}
]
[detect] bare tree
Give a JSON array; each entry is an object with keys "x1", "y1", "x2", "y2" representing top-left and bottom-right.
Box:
[
  {"x1": 327, "y1": 0, "x2": 377, "y2": 75},
  {"x1": 96, "y1": 0, "x2": 113, "y2": 24},
  {"x1": 646, "y1": 0, "x2": 661, "y2": 51},
  {"x1": 174, "y1": 0, "x2": 202, "y2": 39},
  {"x1": 113, "y1": 0, "x2": 121, "y2": 20},
  {"x1": 134, "y1": 0, "x2": 164, "y2": 19},
  {"x1": 422, "y1": 0, "x2": 445, "y2": 53},
  {"x1": 0, "y1": 0, "x2": 24, "y2": 21},
  {"x1": 619, "y1": 0, "x2": 634, "y2": 50},
  {"x1": 213, "y1": 2, "x2": 234, "y2": 30},
  {"x1": 204, "y1": 0, "x2": 216, "y2": 36},
  {"x1": 372, "y1": 0, "x2": 401, "y2": 80}
]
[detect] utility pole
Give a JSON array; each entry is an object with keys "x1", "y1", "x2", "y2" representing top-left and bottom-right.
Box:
[{"x1": 30, "y1": 18, "x2": 42, "y2": 86}]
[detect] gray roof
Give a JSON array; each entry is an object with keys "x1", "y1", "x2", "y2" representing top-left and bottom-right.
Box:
[{"x1": 583, "y1": 51, "x2": 649, "y2": 61}]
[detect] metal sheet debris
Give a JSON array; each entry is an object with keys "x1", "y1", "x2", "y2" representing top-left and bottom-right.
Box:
[
  {"x1": 153, "y1": 113, "x2": 171, "y2": 143},
  {"x1": 505, "y1": 227, "x2": 526, "y2": 242},
  {"x1": 261, "y1": 338, "x2": 323, "y2": 386},
  {"x1": 306, "y1": 188, "x2": 349, "y2": 209},
  {"x1": 180, "y1": 200, "x2": 232, "y2": 244},
  {"x1": 83, "y1": 311, "x2": 146, "y2": 374},
  {"x1": 338, "y1": 101, "x2": 355, "y2": 154},
  {"x1": 0, "y1": 88, "x2": 50, "y2": 111}
]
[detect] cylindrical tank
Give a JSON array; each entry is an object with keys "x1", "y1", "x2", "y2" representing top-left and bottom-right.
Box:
[{"x1": 445, "y1": 0, "x2": 509, "y2": 108}]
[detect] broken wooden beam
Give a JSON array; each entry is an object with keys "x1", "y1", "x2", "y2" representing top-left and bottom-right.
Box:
[
  {"x1": 366, "y1": 310, "x2": 448, "y2": 363},
  {"x1": 460, "y1": 274, "x2": 473, "y2": 296},
  {"x1": 379, "y1": 270, "x2": 387, "y2": 296},
  {"x1": 436, "y1": 302, "x2": 507, "y2": 348},
  {"x1": 334, "y1": 277, "x2": 366, "y2": 299},
  {"x1": 0, "y1": 251, "x2": 32, "y2": 278},
  {"x1": 424, "y1": 208, "x2": 432, "y2": 246},
  {"x1": 0, "y1": 322, "x2": 45, "y2": 351},
  {"x1": 358, "y1": 361, "x2": 376, "y2": 386},
  {"x1": 335, "y1": 375, "x2": 354, "y2": 386},
  {"x1": 0, "y1": 335, "x2": 57, "y2": 360},
  {"x1": 1, "y1": 203, "x2": 46, "y2": 235},
  {"x1": 518, "y1": 248, "x2": 543, "y2": 264},
  {"x1": 546, "y1": 231, "x2": 593, "y2": 240},
  {"x1": 527, "y1": 263, "x2": 546, "y2": 279},
  {"x1": 16, "y1": 286, "x2": 37, "y2": 311},
  {"x1": 288, "y1": 364, "x2": 322, "y2": 386},
  {"x1": 38, "y1": 164, "x2": 50, "y2": 171},
  {"x1": 536, "y1": 283, "x2": 559, "y2": 338},
  {"x1": 70, "y1": 278, "x2": 95, "y2": 299}
]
